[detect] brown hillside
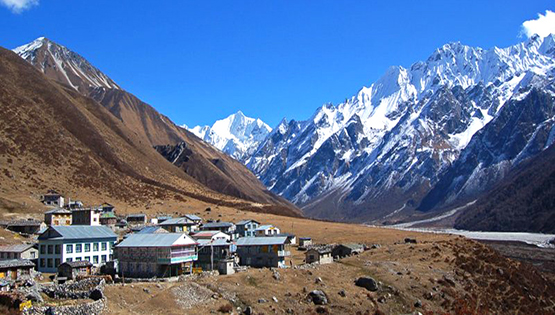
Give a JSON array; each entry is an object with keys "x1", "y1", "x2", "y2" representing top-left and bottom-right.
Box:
[
  {"x1": 13, "y1": 37, "x2": 299, "y2": 216},
  {"x1": 0, "y1": 47, "x2": 296, "y2": 217}
]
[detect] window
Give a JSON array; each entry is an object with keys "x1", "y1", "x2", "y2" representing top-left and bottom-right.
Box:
[
  {"x1": 109, "y1": 254, "x2": 113, "y2": 261},
  {"x1": 101, "y1": 242, "x2": 107, "y2": 251},
  {"x1": 66, "y1": 258, "x2": 73, "y2": 262},
  {"x1": 31, "y1": 252, "x2": 36, "y2": 259},
  {"x1": 40, "y1": 259, "x2": 45, "y2": 267},
  {"x1": 85, "y1": 243, "x2": 90, "y2": 252},
  {"x1": 75, "y1": 257, "x2": 82, "y2": 261},
  {"x1": 55, "y1": 244, "x2": 61, "y2": 254},
  {"x1": 101, "y1": 255, "x2": 107, "y2": 263},
  {"x1": 76, "y1": 244, "x2": 82, "y2": 253},
  {"x1": 47, "y1": 258, "x2": 53, "y2": 268},
  {"x1": 55, "y1": 258, "x2": 60, "y2": 267},
  {"x1": 85, "y1": 256, "x2": 90, "y2": 262},
  {"x1": 93, "y1": 256, "x2": 99, "y2": 264},
  {"x1": 93, "y1": 243, "x2": 99, "y2": 251},
  {"x1": 47, "y1": 245, "x2": 53, "y2": 254},
  {"x1": 66, "y1": 244, "x2": 73, "y2": 254},
  {"x1": 40, "y1": 245, "x2": 46, "y2": 254}
]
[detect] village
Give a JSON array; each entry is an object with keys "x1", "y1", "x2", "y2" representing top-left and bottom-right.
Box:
[{"x1": 0, "y1": 190, "x2": 370, "y2": 314}]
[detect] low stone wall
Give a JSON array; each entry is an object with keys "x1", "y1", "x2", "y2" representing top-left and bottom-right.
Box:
[
  {"x1": 23, "y1": 297, "x2": 106, "y2": 315},
  {"x1": 42, "y1": 278, "x2": 106, "y2": 300}
]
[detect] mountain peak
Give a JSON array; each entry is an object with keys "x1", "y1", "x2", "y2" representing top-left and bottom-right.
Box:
[
  {"x1": 187, "y1": 112, "x2": 272, "y2": 161},
  {"x1": 13, "y1": 37, "x2": 120, "y2": 92}
]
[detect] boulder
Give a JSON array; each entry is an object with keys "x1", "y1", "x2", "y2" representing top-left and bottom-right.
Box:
[
  {"x1": 307, "y1": 290, "x2": 328, "y2": 305},
  {"x1": 355, "y1": 277, "x2": 379, "y2": 291}
]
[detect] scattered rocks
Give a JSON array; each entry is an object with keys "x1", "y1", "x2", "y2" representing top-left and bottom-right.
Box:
[
  {"x1": 315, "y1": 306, "x2": 329, "y2": 314},
  {"x1": 143, "y1": 288, "x2": 151, "y2": 294},
  {"x1": 258, "y1": 298, "x2": 268, "y2": 303},
  {"x1": 377, "y1": 296, "x2": 387, "y2": 303},
  {"x1": 414, "y1": 299, "x2": 422, "y2": 307},
  {"x1": 355, "y1": 277, "x2": 379, "y2": 292},
  {"x1": 338, "y1": 289, "x2": 346, "y2": 297},
  {"x1": 315, "y1": 277, "x2": 323, "y2": 284},
  {"x1": 272, "y1": 296, "x2": 279, "y2": 303},
  {"x1": 307, "y1": 290, "x2": 328, "y2": 305},
  {"x1": 272, "y1": 270, "x2": 281, "y2": 281}
]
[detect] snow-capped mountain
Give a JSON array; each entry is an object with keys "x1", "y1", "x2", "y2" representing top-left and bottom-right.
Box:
[
  {"x1": 188, "y1": 111, "x2": 272, "y2": 162},
  {"x1": 13, "y1": 37, "x2": 120, "y2": 93},
  {"x1": 248, "y1": 34, "x2": 555, "y2": 222}
]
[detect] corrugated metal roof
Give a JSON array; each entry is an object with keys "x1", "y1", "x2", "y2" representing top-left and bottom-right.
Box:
[
  {"x1": 116, "y1": 233, "x2": 196, "y2": 247},
  {"x1": 0, "y1": 259, "x2": 35, "y2": 269},
  {"x1": 185, "y1": 214, "x2": 202, "y2": 221},
  {"x1": 136, "y1": 226, "x2": 168, "y2": 234},
  {"x1": 236, "y1": 237, "x2": 287, "y2": 246},
  {"x1": 45, "y1": 208, "x2": 71, "y2": 214},
  {"x1": 126, "y1": 214, "x2": 146, "y2": 218},
  {"x1": 202, "y1": 222, "x2": 234, "y2": 228},
  {"x1": 39, "y1": 225, "x2": 117, "y2": 240},
  {"x1": 0, "y1": 244, "x2": 35, "y2": 253},
  {"x1": 158, "y1": 217, "x2": 193, "y2": 226}
]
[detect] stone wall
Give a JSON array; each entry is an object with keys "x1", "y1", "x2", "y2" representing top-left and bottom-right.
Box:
[{"x1": 23, "y1": 297, "x2": 106, "y2": 315}]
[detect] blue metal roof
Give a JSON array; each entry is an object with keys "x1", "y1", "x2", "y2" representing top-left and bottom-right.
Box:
[
  {"x1": 202, "y1": 222, "x2": 234, "y2": 228},
  {"x1": 136, "y1": 226, "x2": 168, "y2": 234},
  {"x1": 158, "y1": 217, "x2": 194, "y2": 226},
  {"x1": 39, "y1": 225, "x2": 116, "y2": 241},
  {"x1": 185, "y1": 214, "x2": 202, "y2": 221},
  {"x1": 235, "y1": 237, "x2": 287, "y2": 246}
]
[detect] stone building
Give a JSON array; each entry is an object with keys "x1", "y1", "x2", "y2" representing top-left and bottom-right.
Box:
[
  {"x1": 0, "y1": 259, "x2": 35, "y2": 281},
  {"x1": 305, "y1": 245, "x2": 333, "y2": 264},
  {"x1": 0, "y1": 244, "x2": 38, "y2": 261},
  {"x1": 57, "y1": 260, "x2": 92, "y2": 280}
]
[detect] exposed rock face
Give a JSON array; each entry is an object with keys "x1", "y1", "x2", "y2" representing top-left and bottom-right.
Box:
[{"x1": 307, "y1": 290, "x2": 328, "y2": 305}]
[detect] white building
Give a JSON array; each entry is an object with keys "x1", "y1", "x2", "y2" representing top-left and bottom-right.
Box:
[
  {"x1": 255, "y1": 225, "x2": 281, "y2": 236},
  {"x1": 37, "y1": 225, "x2": 117, "y2": 273}
]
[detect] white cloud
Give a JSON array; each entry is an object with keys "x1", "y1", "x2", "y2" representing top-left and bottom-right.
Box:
[
  {"x1": 521, "y1": 10, "x2": 555, "y2": 38},
  {"x1": 0, "y1": 0, "x2": 39, "y2": 13}
]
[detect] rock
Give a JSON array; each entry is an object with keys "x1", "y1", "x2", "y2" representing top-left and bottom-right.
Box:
[
  {"x1": 272, "y1": 296, "x2": 278, "y2": 303},
  {"x1": 424, "y1": 292, "x2": 434, "y2": 300},
  {"x1": 442, "y1": 275, "x2": 456, "y2": 287},
  {"x1": 377, "y1": 296, "x2": 387, "y2": 303},
  {"x1": 315, "y1": 306, "x2": 328, "y2": 314},
  {"x1": 414, "y1": 299, "x2": 422, "y2": 307},
  {"x1": 285, "y1": 308, "x2": 294, "y2": 314},
  {"x1": 243, "y1": 306, "x2": 253, "y2": 315},
  {"x1": 404, "y1": 238, "x2": 417, "y2": 244},
  {"x1": 315, "y1": 277, "x2": 323, "y2": 284},
  {"x1": 156, "y1": 284, "x2": 162, "y2": 289},
  {"x1": 307, "y1": 290, "x2": 328, "y2": 305},
  {"x1": 338, "y1": 289, "x2": 346, "y2": 297},
  {"x1": 371, "y1": 244, "x2": 381, "y2": 249},
  {"x1": 143, "y1": 288, "x2": 151, "y2": 294},
  {"x1": 258, "y1": 298, "x2": 268, "y2": 303},
  {"x1": 355, "y1": 277, "x2": 379, "y2": 292},
  {"x1": 272, "y1": 270, "x2": 281, "y2": 281}
]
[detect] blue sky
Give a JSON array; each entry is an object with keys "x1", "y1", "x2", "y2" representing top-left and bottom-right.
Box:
[{"x1": 1, "y1": 1, "x2": 554, "y2": 128}]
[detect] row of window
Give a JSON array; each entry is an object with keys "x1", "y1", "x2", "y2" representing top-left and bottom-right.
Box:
[
  {"x1": 39, "y1": 242, "x2": 112, "y2": 255},
  {"x1": 0, "y1": 252, "x2": 36, "y2": 259},
  {"x1": 66, "y1": 242, "x2": 110, "y2": 254},
  {"x1": 39, "y1": 255, "x2": 112, "y2": 268}
]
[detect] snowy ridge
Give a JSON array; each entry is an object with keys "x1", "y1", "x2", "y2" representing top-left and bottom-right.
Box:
[
  {"x1": 247, "y1": 34, "x2": 555, "y2": 221},
  {"x1": 187, "y1": 111, "x2": 272, "y2": 162},
  {"x1": 13, "y1": 37, "x2": 120, "y2": 92}
]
